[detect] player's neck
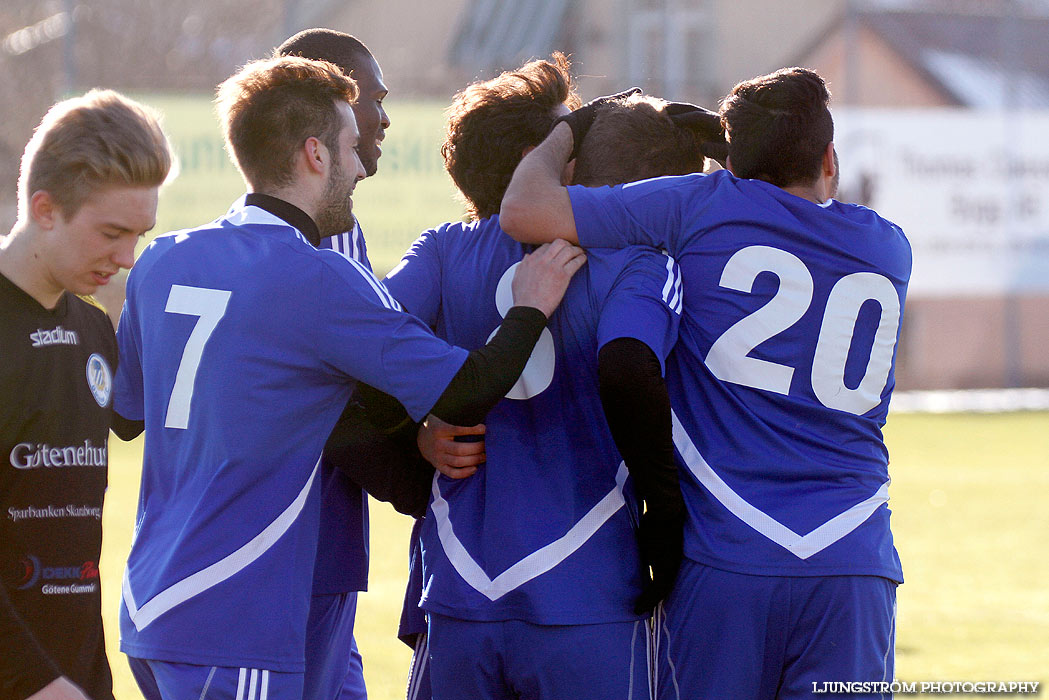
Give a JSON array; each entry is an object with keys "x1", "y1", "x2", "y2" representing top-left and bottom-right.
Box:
[
  {"x1": 781, "y1": 177, "x2": 832, "y2": 205},
  {"x1": 0, "y1": 224, "x2": 63, "y2": 309}
]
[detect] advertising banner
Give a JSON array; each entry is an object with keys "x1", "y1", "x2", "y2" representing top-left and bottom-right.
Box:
[{"x1": 834, "y1": 109, "x2": 1049, "y2": 297}]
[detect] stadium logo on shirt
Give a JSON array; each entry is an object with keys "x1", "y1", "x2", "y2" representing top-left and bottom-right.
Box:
[
  {"x1": 17, "y1": 554, "x2": 100, "y2": 593},
  {"x1": 29, "y1": 325, "x2": 79, "y2": 347},
  {"x1": 85, "y1": 353, "x2": 112, "y2": 407}
]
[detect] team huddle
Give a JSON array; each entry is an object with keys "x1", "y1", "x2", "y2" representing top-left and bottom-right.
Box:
[{"x1": 1, "y1": 25, "x2": 910, "y2": 700}]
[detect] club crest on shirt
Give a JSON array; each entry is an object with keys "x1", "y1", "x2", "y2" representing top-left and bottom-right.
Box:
[{"x1": 85, "y1": 353, "x2": 112, "y2": 407}]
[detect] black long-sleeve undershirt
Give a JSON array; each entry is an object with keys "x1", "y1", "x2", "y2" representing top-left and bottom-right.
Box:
[
  {"x1": 597, "y1": 337, "x2": 683, "y2": 520},
  {"x1": 598, "y1": 336, "x2": 685, "y2": 613}
]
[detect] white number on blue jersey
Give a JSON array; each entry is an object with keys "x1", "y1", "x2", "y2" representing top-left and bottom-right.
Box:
[
  {"x1": 488, "y1": 262, "x2": 555, "y2": 400},
  {"x1": 705, "y1": 246, "x2": 812, "y2": 394},
  {"x1": 705, "y1": 245, "x2": 900, "y2": 415},
  {"x1": 163, "y1": 285, "x2": 232, "y2": 429}
]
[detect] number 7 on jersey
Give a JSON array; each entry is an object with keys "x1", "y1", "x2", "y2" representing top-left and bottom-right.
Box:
[{"x1": 163, "y1": 285, "x2": 232, "y2": 429}]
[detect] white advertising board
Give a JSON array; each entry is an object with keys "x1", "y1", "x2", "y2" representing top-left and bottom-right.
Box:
[{"x1": 833, "y1": 109, "x2": 1049, "y2": 297}]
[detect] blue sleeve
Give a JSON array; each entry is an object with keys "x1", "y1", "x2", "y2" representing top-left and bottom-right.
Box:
[
  {"x1": 318, "y1": 259, "x2": 468, "y2": 422},
  {"x1": 594, "y1": 248, "x2": 682, "y2": 375},
  {"x1": 383, "y1": 227, "x2": 443, "y2": 325},
  {"x1": 567, "y1": 174, "x2": 706, "y2": 253},
  {"x1": 112, "y1": 291, "x2": 144, "y2": 421}
]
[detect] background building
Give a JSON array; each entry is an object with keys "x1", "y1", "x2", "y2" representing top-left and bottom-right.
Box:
[{"x1": 3, "y1": 0, "x2": 1047, "y2": 390}]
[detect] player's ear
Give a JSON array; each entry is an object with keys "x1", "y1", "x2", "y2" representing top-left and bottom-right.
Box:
[
  {"x1": 823, "y1": 142, "x2": 836, "y2": 179},
  {"x1": 303, "y1": 136, "x2": 329, "y2": 176},
  {"x1": 29, "y1": 190, "x2": 58, "y2": 229}
]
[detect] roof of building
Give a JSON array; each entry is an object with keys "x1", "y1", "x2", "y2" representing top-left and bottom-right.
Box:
[{"x1": 810, "y1": 3, "x2": 1049, "y2": 107}]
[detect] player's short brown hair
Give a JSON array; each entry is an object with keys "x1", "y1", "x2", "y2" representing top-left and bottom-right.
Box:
[
  {"x1": 719, "y1": 67, "x2": 833, "y2": 187},
  {"x1": 573, "y1": 95, "x2": 707, "y2": 187},
  {"x1": 216, "y1": 55, "x2": 359, "y2": 190},
  {"x1": 18, "y1": 89, "x2": 172, "y2": 222},
  {"x1": 443, "y1": 53, "x2": 580, "y2": 220}
]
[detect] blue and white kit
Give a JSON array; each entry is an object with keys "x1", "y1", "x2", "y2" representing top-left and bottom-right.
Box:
[
  {"x1": 113, "y1": 199, "x2": 468, "y2": 672},
  {"x1": 384, "y1": 215, "x2": 681, "y2": 624},
  {"x1": 568, "y1": 169, "x2": 910, "y2": 698},
  {"x1": 568, "y1": 170, "x2": 909, "y2": 580}
]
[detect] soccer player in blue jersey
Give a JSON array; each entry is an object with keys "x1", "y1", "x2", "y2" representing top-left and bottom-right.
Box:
[
  {"x1": 382, "y1": 58, "x2": 716, "y2": 700},
  {"x1": 110, "y1": 55, "x2": 585, "y2": 700},
  {"x1": 275, "y1": 28, "x2": 395, "y2": 700},
  {"x1": 501, "y1": 67, "x2": 910, "y2": 700}
]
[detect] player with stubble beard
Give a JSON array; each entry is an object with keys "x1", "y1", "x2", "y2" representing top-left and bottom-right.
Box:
[{"x1": 111, "y1": 55, "x2": 585, "y2": 700}]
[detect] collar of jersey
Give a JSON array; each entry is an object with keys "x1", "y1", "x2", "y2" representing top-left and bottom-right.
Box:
[{"x1": 235, "y1": 193, "x2": 321, "y2": 246}]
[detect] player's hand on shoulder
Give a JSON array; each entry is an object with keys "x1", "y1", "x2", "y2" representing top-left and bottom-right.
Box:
[
  {"x1": 419, "y1": 414, "x2": 486, "y2": 479},
  {"x1": 512, "y1": 239, "x2": 587, "y2": 318},
  {"x1": 27, "y1": 677, "x2": 92, "y2": 700}
]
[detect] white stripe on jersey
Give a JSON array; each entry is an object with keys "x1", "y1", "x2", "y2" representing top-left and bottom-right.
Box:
[
  {"x1": 326, "y1": 220, "x2": 363, "y2": 263},
  {"x1": 430, "y1": 463, "x2": 630, "y2": 601},
  {"x1": 345, "y1": 257, "x2": 402, "y2": 311},
  {"x1": 260, "y1": 670, "x2": 270, "y2": 700},
  {"x1": 660, "y1": 256, "x2": 683, "y2": 315},
  {"x1": 122, "y1": 458, "x2": 322, "y2": 630},
  {"x1": 247, "y1": 669, "x2": 258, "y2": 700},
  {"x1": 235, "y1": 669, "x2": 247, "y2": 700},
  {"x1": 671, "y1": 410, "x2": 890, "y2": 559}
]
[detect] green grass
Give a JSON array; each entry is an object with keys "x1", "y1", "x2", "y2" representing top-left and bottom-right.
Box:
[
  {"x1": 102, "y1": 412, "x2": 1049, "y2": 698},
  {"x1": 883, "y1": 413, "x2": 1049, "y2": 682}
]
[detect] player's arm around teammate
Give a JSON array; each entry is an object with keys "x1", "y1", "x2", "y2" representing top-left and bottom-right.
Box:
[{"x1": 110, "y1": 56, "x2": 584, "y2": 700}]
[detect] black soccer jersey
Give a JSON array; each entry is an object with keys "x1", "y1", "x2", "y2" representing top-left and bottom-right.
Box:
[{"x1": 1, "y1": 271, "x2": 116, "y2": 700}]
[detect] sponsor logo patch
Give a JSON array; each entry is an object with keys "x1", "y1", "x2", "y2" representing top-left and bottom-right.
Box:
[
  {"x1": 30, "y1": 325, "x2": 79, "y2": 347},
  {"x1": 7, "y1": 504, "x2": 103, "y2": 522},
  {"x1": 18, "y1": 554, "x2": 100, "y2": 591},
  {"x1": 86, "y1": 353, "x2": 112, "y2": 407},
  {"x1": 9, "y1": 440, "x2": 107, "y2": 470}
]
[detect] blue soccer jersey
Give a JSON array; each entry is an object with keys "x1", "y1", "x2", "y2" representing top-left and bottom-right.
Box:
[
  {"x1": 113, "y1": 200, "x2": 468, "y2": 671},
  {"x1": 568, "y1": 170, "x2": 910, "y2": 582},
  {"x1": 383, "y1": 215, "x2": 681, "y2": 624},
  {"x1": 313, "y1": 216, "x2": 372, "y2": 596}
]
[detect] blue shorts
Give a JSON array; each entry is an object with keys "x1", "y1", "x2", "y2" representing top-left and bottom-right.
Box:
[
  {"x1": 427, "y1": 613, "x2": 652, "y2": 700},
  {"x1": 128, "y1": 658, "x2": 303, "y2": 700},
  {"x1": 654, "y1": 560, "x2": 897, "y2": 700},
  {"x1": 305, "y1": 592, "x2": 367, "y2": 700}
]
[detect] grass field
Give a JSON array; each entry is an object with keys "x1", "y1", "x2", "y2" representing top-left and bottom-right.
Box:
[
  {"x1": 96, "y1": 95, "x2": 1048, "y2": 697},
  {"x1": 102, "y1": 412, "x2": 1049, "y2": 698}
]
